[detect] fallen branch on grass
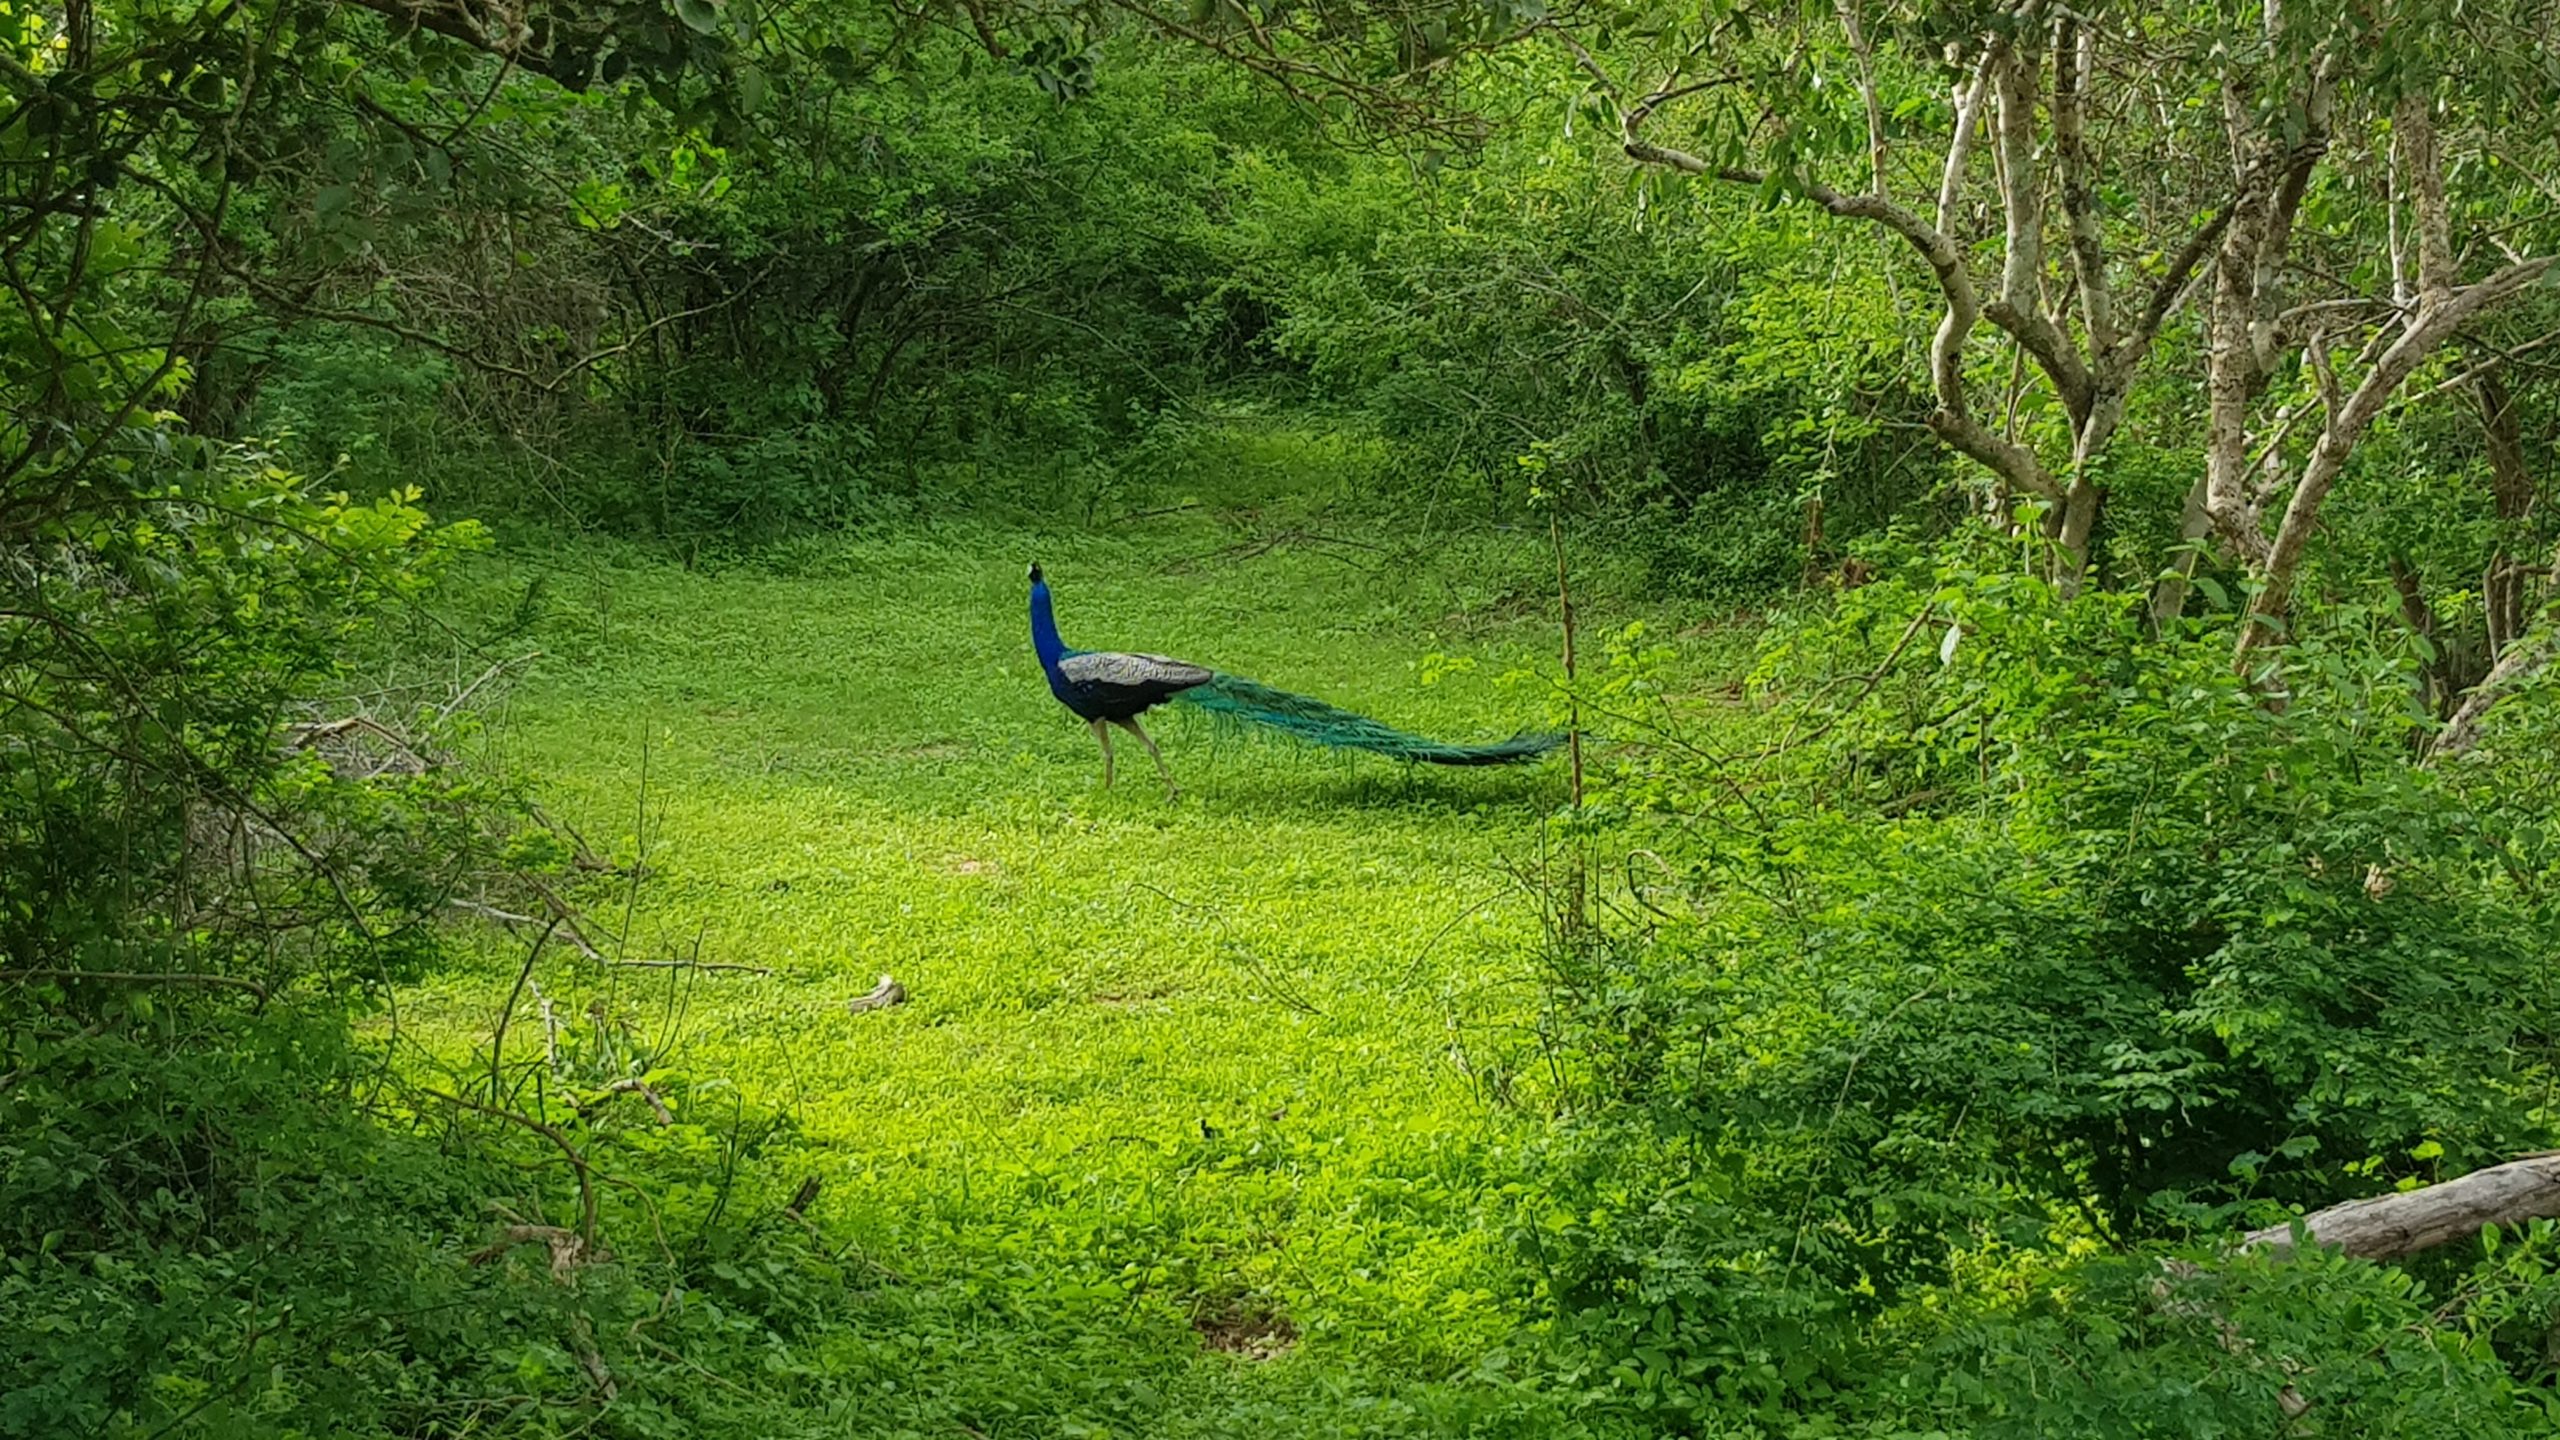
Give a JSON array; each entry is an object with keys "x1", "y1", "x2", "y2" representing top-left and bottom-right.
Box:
[
  {"x1": 283, "y1": 714, "x2": 432, "y2": 775},
  {"x1": 848, "y1": 974, "x2": 906, "y2": 1014},
  {"x1": 446, "y1": 897, "x2": 540, "y2": 926},
  {"x1": 438, "y1": 650, "x2": 544, "y2": 722},
  {"x1": 446, "y1": 890, "x2": 608, "y2": 962},
  {"x1": 467, "y1": 1223, "x2": 610, "y2": 1280},
  {"x1": 608, "y1": 958, "x2": 774, "y2": 976},
  {"x1": 2127, "y1": 1153, "x2": 2560, "y2": 1430},
  {"x1": 595, "y1": 1077, "x2": 674, "y2": 1124},
  {"x1": 2241, "y1": 1153, "x2": 2560, "y2": 1261}
]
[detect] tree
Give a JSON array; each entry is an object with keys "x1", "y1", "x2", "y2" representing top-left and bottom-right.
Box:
[{"x1": 1531, "y1": 0, "x2": 2558, "y2": 683}]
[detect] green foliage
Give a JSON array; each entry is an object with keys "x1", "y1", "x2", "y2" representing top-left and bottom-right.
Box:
[
  {"x1": 1912, "y1": 1241, "x2": 2560, "y2": 1436},
  {"x1": 0, "y1": 438, "x2": 486, "y2": 993},
  {"x1": 259, "y1": 39, "x2": 1352, "y2": 538},
  {"x1": 1527, "y1": 532, "x2": 2560, "y2": 1429},
  {"x1": 4, "y1": 1013, "x2": 525, "y2": 1436}
]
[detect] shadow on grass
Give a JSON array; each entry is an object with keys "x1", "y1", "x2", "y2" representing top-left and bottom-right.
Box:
[{"x1": 1178, "y1": 760, "x2": 1567, "y2": 816}]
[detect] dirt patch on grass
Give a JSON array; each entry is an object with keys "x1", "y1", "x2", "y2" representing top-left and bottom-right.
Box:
[
  {"x1": 1191, "y1": 1295, "x2": 1297, "y2": 1361},
  {"x1": 1089, "y1": 983, "x2": 1176, "y2": 1007}
]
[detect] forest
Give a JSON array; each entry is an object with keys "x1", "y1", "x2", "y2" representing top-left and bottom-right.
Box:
[{"x1": 8, "y1": 0, "x2": 2560, "y2": 1433}]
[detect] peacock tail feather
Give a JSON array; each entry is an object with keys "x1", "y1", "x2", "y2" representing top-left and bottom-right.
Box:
[{"x1": 1173, "y1": 673, "x2": 1563, "y2": 767}]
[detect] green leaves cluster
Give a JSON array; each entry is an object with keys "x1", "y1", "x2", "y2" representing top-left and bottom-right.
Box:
[{"x1": 1531, "y1": 531, "x2": 2560, "y2": 1430}]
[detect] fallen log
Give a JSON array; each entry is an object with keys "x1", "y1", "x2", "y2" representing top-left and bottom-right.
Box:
[
  {"x1": 2241, "y1": 1154, "x2": 2560, "y2": 1261},
  {"x1": 848, "y1": 974, "x2": 906, "y2": 1014}
]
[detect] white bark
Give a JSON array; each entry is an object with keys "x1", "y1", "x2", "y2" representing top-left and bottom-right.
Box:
[{"x1": 2243, "y1": 1155, "x2": 2560, "y2": 1261}]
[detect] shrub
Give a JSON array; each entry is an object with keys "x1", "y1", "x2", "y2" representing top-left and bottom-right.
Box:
[{"x1": 1524, "y1": 531, "x2": 2560, "y2": 1429}]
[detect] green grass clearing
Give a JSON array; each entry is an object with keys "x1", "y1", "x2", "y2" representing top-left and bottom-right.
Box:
[{"x1": 395, "y1": 516, "x2": 1729, "y2": 1436}]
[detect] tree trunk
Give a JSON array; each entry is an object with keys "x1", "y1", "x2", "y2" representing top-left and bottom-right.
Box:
[
  {"x1": 2149, "y1": 474, "x2": 2215, "y2": 630},
  {"x1": 2386, "y1": 555, "x2": 2451, "y2": 716},
  {"x1": 2433, "y1": 621, "x2": 2560, "y2": 759},
  {"x1": 2478, "y1": 370, "x2": 2534, "y2": 658}
]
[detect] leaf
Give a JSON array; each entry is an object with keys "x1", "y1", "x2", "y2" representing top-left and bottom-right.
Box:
[
  {"x1": 734, "y1": 63, "x2": 767, "y2": 114},
  {"x1": 673, "y1": 0, "x2": 722, "y2": 35}
]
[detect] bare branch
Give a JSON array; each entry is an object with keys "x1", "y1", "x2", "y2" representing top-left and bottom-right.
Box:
[
  {"x1": 2126, "y1": 206, "x2": 2233, "y2": 362},
  {"x1": 1937, "y1": 55, "x2": 1994, "y2": 239},
  {"x1": 597, "y1": 1077, "x2": 674, "y2": 1124},
  {"x1": 2204, "y1": 187, "x2": 2279, "y2": 563},
  {"x1": 2399, "y1": 328, "x2": 2560, "y2": 408},
  {"x1": 468, "y1": 1223, "x2": 608, "y2": 1279},
  {"x1": 608, "y1": 958, "x2": 774, "y2": 975},
  {"x1": 1833, "y1": 0, "x2": 1888, "y2": 194},
  {"x1": 421, "y1": 1087, "x2": 599, "y2": 1244},
  {"x1": 2435, "y1": 622, "x2": 2560, "y2": 759}
]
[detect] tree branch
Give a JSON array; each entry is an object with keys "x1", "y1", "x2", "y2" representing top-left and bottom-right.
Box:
[
  {"x1": 2398, "y1": 91, "x2": 2453, "y2": 299},
  {"x1": 2433, "y1": 621, "x2": 2560, "y2": 759},
  {"x1": 1833, "y1": 0, "x2": 1888, "y2": 194},
  {"x1": 325, "y1": 0, "x2": 587, "y2": 89},
  {"x1": 2126, "y1": 205, "x2": 2233, "y2": 363},
  {"x1": 2238, "y1": 256, "x2": 2559, "y2": 659}
]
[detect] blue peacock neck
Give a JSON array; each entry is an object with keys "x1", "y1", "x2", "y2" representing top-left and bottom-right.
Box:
[{"x1": 1030, "y1": 579, "x2": 1068, "y2": 673}]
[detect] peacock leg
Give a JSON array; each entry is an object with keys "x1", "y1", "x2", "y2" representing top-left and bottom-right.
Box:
[
  {"x1": 1088, "y1": 718, "x2": 1117, "y2": 788},
  {"x1": 1113, "y1": 716, "x2": 1178, "y2": 799}
]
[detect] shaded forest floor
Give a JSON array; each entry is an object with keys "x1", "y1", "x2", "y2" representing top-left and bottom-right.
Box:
[{"x1": 392, "y1": 512, "x2": 1733, "y2": 1435}]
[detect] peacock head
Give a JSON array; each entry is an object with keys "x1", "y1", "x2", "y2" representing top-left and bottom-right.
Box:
[{"x1": 1027, "y1": 561, "x2": 1044, "y2": 585}]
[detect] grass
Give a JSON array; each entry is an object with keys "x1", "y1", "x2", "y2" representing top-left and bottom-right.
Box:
[{"x1": 395, "y1": 512, "x2": 1719, "y2": 1436}]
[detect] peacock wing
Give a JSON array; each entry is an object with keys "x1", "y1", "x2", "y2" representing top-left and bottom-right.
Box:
[{"x1": 1058, "y1": 652, "x2": 1214, "y2": 692}]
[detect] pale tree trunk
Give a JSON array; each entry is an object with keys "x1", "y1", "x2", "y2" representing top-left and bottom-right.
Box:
[
  {"x1": 1570, "y1": 5, "x2": 2549, "y2": 636},
  {"x1": 2214, "y1": 91, "x2": 2556, "y2": 674},
  {"x1": 2433, "y1": 624, "x2": 2560, "y2": 759},
  {"x1": 1581, "y1": 7, "x2": 2218, "y2": 586},
  {"x1": 2148, "y1": 475, "x2": 2216, "y2": 630}
]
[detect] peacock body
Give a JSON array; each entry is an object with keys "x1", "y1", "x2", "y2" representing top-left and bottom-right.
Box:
[{"x1": 1028, "y1": 562, "x2": 1561, "y2": 795}]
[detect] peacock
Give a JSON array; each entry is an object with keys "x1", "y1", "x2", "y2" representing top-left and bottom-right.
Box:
[{"x1": 1028, "y1": 562, "x2": 1562, "y2": 796}]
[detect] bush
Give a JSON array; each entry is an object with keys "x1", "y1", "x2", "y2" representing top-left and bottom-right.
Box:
[{"x1": 1523, "y1": 532, "x2": 2560, "y2": 1430}]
